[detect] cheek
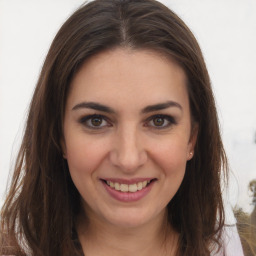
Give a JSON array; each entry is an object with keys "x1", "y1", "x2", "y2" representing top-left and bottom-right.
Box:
[
  {"x1": 64, "y1": 136, "x2": 109, "y2": 204},
  {"x1": 152, "y1": 137, "x2": 189, "y2": 175},
  {"x1": 65, "y1": 135, "x2": 108, "y2": 176},
  {"x1": 155, "y1": 140, "x2": 188, "y2": 202}
]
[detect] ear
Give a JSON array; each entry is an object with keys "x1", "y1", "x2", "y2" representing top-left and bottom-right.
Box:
[
  {"x1": 61, "y1": 138, "x2": 67, "y2": 159},
  {"x1": 187, "y1": 124, "x2": 198, "y2": 160}
]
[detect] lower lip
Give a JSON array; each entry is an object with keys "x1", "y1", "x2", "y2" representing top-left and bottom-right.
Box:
[{"x1": 102, "y1": 181, "x2": 155, "y2": 202}]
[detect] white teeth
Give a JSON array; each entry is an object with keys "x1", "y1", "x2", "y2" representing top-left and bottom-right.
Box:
[
  {"x1": 142, "y1": 181, "x2": 147, "y2": 188},
  {"x1": 106, "y1": 180, "x2": 152, "y2": 192},
  {"x1": 129, "y1": 184, "x2": 137, "y2": 192},
  {"x1": 114, "y1": 182, "x2": 120, "y2": 191},
  {"x1": 120, "y1": 184, "x2": 128, "y2": 192},
  {"x1": 137, "y1": 182, "x2": 143, "y2": 190}
]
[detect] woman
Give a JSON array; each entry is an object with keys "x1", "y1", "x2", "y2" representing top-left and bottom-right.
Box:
[{"x1": 0, "y1": 0, "x2": 242, "y2": 255}]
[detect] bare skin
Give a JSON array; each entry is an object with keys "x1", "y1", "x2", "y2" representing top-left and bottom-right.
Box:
[
  {"x1": 77, "y1": 208, "x2": 179, "y2": 256},
  {"x1": 63, "y1": 48, "x2": 197, "y2": 255}
]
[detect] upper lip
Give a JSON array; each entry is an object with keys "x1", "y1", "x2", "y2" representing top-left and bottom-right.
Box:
[{"x1": 100, "y1": 178, "x2": 156, "y2": 185}]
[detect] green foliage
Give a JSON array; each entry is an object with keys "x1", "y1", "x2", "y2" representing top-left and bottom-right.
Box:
[{"x1": 233, "y1": 179, "x2": 256, "y2": 256}]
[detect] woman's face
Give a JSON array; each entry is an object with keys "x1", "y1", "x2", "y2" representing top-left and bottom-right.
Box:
[{"x1": 63, "y1": 48, "x2": 196, "y2": 229}]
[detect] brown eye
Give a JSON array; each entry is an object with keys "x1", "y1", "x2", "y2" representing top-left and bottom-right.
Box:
[
  {"x1": 79, "y1": 114, "x2": 110, "y2": 129},
  {"x1": 153, "y1": 117, "x2": 165, "y2": 126},
  {"x1": 91, "y1": 117, "x2": 103, "y2": 126},
  {"x1": 146, "y1": 114, "x2": 176, "y2": 129}
]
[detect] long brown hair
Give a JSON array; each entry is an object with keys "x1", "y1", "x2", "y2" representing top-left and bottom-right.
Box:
[{"x1": 0, "y1": 0, "x2": 227, "y2": 255}]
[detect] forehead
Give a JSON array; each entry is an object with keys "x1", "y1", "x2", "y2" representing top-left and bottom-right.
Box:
[{"x1": 67, "y1": 48, "x2": 189, "y2": 112}]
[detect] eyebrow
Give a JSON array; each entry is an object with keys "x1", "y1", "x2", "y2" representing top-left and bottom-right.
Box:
[
  {"x1": 141, "y1": 101, "x2": 182, "y2": 113},
  {"x1": 72, "y1": 100, "x2": 182, "y2": 113},
  {"x1": 72, "y1": 102, "x2": 116, "y2": 113}
]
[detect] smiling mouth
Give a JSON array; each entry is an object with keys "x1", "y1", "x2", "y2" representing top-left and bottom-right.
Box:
[{"x1": 102, "y1": 179, "x2": 157, "y2": 193}]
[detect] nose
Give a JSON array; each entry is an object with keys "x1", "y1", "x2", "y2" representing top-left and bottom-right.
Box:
[{"x1": 109, "y1": 126, "x2": 147, "y2": 173}]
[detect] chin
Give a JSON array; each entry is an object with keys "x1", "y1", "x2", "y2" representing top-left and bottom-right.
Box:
[{"x1": 102, "y1": 207, "x2": 164, "y2": 229}]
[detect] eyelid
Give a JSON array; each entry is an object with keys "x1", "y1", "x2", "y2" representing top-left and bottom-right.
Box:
[
  {"x1": 79, "y1": 114, "x2": 112, "y2": 129},
  {"x1": 78, "y1": 113, "x2": 177, "y2": 130},
  {"x1": 144, "y1": 114, "x2": 177, "y2": 129}
]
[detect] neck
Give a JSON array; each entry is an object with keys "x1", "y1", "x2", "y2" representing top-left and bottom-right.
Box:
[{"x1": 76, "y1": 209, "x2": 179, "y2": 256}]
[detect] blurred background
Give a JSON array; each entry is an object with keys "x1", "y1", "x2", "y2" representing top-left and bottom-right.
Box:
[{"x1": 0, "y1": 0, "x2": 255, "y2": 233}]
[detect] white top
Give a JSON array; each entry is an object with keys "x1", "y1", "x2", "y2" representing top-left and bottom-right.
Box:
[
  {"x1": 211, "y1": 201, "x2": 244, "y2": 256},
  {"x1": 212, "y1": 224, "x2": 244, "y2": 256}
]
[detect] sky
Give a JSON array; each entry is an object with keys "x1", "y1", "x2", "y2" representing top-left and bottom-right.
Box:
[{"x1": 0, "y1": 0, "x2": 256, "y2": 214}]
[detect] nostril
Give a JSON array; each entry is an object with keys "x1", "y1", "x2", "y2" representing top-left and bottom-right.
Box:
[{"x1": 109, "y1": 149, "x2": 148, "y2": 172}]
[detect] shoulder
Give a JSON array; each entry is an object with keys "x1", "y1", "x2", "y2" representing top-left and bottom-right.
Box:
[{"x1": 222, "y1": 225, "x2": 244, "y2": 256}]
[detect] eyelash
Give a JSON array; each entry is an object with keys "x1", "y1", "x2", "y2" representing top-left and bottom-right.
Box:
[
  {"x1": 145, "y1": 114, "x2": 177, "y2": 129},
  {"x1": 79, "y1": 114, "x2": 111, "y2": 129},
  {"x1": 78, "y1": 114, "x2": 177, "y2": 130}
]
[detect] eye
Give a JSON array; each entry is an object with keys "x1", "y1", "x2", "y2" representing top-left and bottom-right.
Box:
[
  {"x1": 79, "y1": 114, "x2": 111, "y2": 129},
  {"x1": 146, "y1": 115, "x2": 176, "y2": 129},
  {"x1": 152, "y1": 117, "x2": 166, "y2": 127}
]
